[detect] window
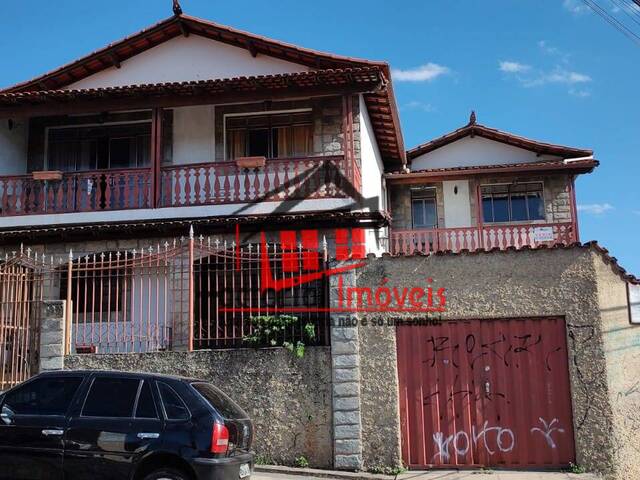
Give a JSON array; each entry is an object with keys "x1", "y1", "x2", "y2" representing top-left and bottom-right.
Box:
[
  {"x1": 48, "y1": 123, "x2": 151, "y2": 172},
  {"x1": 192, "y1": 383, "x2": 248, "y2": 419},
  {"x1": 82, "y1": 377, "x2": 139, "y2": 418},
  {"x1": 2, "y1": 376, "x2": 83, "y2": 416},
  {"x1": 411, "y1": 188, "x2": 438, "y2": 228},
  {"x1": 481, "y1": 183, "x2": 545, "y2": 223},
  {"x1": 135, "y1": 381, "x2": 158, "y2": 419},
  {"x1": 158, "y1": 382, "x2": 189, "y2": 420},
  {"x1": 226, "y1": 112, "x2": 313, "y2": 159}
]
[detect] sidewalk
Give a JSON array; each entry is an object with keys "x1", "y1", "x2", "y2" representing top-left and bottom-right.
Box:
[{"x1": 254, "y1": 465, "x2": 601, "y2": 480}]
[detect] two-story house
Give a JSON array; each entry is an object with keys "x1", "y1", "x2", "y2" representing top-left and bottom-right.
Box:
[{"x1": 386, "y1": 112, "x2": 597, "y2": 255}]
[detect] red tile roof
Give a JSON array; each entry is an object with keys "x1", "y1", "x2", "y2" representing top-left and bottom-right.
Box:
[
  {"x1": 407, "y1": 120, "x2": 593, "y2": 161},
  {"x1": 385, "y1": 158, "x2": 599, "y2": 180},
  {"x1": 0, "y1": 13, "x2": 405, "y2": 164}
]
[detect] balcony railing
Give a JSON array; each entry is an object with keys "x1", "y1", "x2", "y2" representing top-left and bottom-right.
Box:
[
  {"x1": 0, "y1": 155, "x2": 351, "y2": 217},
  {"x1": 388, "y1": 223, "x2": 577, "y2": 255}
]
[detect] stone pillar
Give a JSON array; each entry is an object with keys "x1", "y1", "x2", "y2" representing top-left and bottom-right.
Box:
[
  {"x1": 329, "y1": 267, "x2": 363, "y2": 470},
  {"x1": 39, "y1": 300, "x2": 66, "y2": 372}
]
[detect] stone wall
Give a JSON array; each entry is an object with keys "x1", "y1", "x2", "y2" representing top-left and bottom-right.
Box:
[
  {"x1": 388, "y1": 173, "x2": 574, "y2": 230},
  {"x1": 65, "y1": 347, "x2": 333, "y2": 468},
  {"x1": 352, "y1": 247, "x2": 638, "y2": 478}
]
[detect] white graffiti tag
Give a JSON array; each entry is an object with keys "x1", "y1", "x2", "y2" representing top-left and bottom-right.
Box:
[
  {"x1": 431, "y1": 422, "x2": 515, "y2": 462},
  {"x1": 530, "y1": 417, "x2": 565, "y2": 449}
]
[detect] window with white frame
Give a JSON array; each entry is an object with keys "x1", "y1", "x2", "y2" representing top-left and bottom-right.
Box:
[
  {"x1": 411, "y1": 188, "x2": 438, "y2": 229},
  {"x1": 481, "y1": 182, "x2": 545, "y2": 223}
]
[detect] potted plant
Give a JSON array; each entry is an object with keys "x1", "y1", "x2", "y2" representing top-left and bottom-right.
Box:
[{"x1": 235, "y1": 156, "x2": 266, "y2": 169}]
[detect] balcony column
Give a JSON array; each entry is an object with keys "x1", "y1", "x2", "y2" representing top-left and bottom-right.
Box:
[
  {"x1": 568, "y1": 175, "x2": 580, "y2": 242},
  {"x1": 474, "y1": 181, "x2": 485, "y2": 249},
  {"x1": 150, "y1": 107, "x2": 164, "y2": 208},
  {"x1": 341, "y1": 95, "x2": 356, "y2": 193}
]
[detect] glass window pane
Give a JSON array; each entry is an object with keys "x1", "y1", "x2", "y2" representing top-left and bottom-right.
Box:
[
  {"x1": 192, "y1": 383, "x2": 248, "y2": 419},
  {"x1": 492, "y1": 195, "x2": 509, "y2": 222},
  {"x1": 109, "y1": 137, "x2": 136, "y2": 169},
  {"x1": 412, "y1": 200, "x2": 425, "y2": 227},
  {"x1": 482, "y1": 197, "x2": 494, "y2": 223},
  {"x1": 158, "y1": 382, "x2": 189, "y2": 420},
  {"x1": 527, "y1": 192, "x2": 545, "y2": 220},
  {"x1": 247, "y1": 129, "x2": 269, "y2": 157},
  {"x1": 3, "y1": 377, "x2": 83, "y2": 416},
  {"x1": 510, "y1": 194, "x2": 528, "y2": 221},
  {"x1": 423, "y1": 200, "x2": 437, "y2": 227},
  {"x1": 82, "y1": 377, "x2": 139, "y2": 418},
  {"x1": 135, "y1": 381, "x2": 158, "y2": 419}
]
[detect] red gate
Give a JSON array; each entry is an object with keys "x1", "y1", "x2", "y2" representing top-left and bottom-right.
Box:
[{"x1": 397, "y1": 317, "x2": 575, "y2": 469}]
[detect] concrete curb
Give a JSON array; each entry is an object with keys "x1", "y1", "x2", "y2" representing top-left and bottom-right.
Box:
[{"x1": 254, "y1": 465, "x2": 394, "y2": 480}]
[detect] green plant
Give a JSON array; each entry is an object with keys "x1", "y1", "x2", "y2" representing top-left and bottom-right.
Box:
[
  {"x1": 243, "y1": 315, "x2": 315, "y2": 358},
  {"x1": 294, "y1": 455, "x2": 310, "y2": 468},
  {"x1": 368, "y1": 464, "x2": 407, "y2": 475},
  {"x1": 568, "y1": 463, "x2": 586, "y2": 474},
  {"x1": 254, "y1": 454, "x2": 272, "y2": 465}
]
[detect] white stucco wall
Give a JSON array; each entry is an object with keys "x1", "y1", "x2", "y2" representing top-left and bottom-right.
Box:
[
  {"x1": 442, "y1": 180, "x2": 472, "y2": 228},
  {"x1": 0, "y1": 119, "x2": 28, "y2": 175},
  {"x1": 359, "y1": 95, "x2": 384, "y2": 211},
  {"x1": 66, "y1": 35, "x2": 310, "y2": 90},
  {"x1": 410, "y1": 136, "x2": 561, "y2": 171},
  {"x1": 172, "y1": 105, "x2": 215, "y2": 165}
]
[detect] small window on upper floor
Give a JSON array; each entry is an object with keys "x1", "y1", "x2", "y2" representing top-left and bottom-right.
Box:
[
  {"x1": 411, "y1": 188, "x2": 438, "y2": 229},
  {"x1": 481, "y1": 182, "x2": 545, "y2": 223},
  {"x1": 225, "y1": 112, "x2": 313, "y2": 160}
]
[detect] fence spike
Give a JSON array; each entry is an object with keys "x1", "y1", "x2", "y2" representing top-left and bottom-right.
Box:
[
  {"x1": 68, "y1": 249, "x2": 73, "y2": 261},
  {"x1": 20, "y1": 243, "x2": 24, "y2": 255},
  {"x1": 26, "y1": 247, "x2": 32, "y2": 258},
  {"x1": 189, "y1": 224, "x2": 194, "y2": 239}
]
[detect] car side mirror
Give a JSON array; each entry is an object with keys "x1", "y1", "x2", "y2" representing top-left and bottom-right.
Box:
[{"x1": 1, "y1": 405, "x2": 14, "y2": 425}]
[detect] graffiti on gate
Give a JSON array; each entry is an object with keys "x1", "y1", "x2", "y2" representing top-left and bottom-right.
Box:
[{"x1": 431, "y1": 417, "x2": 566, "y2": 462}]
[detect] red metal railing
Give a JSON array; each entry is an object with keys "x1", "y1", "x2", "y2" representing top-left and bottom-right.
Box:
[
  {"x1": 389, "y1": 223, "x2": 576, "y2": 255},
  {"x1": 0, "y1": 168, "x2": 151, "y2": 216},
  {"x1": 159, "y1": 155, "x2": 349, "y2": 207}
]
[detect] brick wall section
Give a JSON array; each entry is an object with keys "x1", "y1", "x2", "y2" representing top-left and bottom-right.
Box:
[
  {"x1": 39, "y1": 300, "x2": 65, "y2": 372},
  {"x1": 330, "y1": 266, "x2": 364, "y2": 470}
]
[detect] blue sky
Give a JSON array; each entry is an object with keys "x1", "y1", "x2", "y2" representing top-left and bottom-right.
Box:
[{"x1": 1, "y1": 0, "x2": 638, "y2": 273}]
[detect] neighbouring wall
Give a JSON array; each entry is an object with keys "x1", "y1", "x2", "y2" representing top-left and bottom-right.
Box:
[
  {"x1": 352, "y1": 247, "x2": 637, "y2": 478},
  {"x1": 596, "y1": 257, "x2": 640, "y2": 478},
  {"x1": 65, "y1": 347, "x2": 333, "y2": 468}
]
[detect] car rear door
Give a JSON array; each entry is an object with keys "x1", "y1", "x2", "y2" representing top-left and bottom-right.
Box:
[
  {"x1": 0, "y1": 374, "x2": 84, "y2": 480},
  {"x1": 63, "y1": 374, "x2": 163, "y2": 480}
]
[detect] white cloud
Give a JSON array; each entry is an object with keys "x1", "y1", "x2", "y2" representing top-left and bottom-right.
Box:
[
  {"x1": 578, "y1": 203, "x2": 614, "y2": 215},
  {"x1": 499, "y1": 61, "x2": 531, "y2": 73},
  {"x1": 563, "y1": 0, "x2": 590, "y2": 14},
  {"x1": 569, "y1": 88, "x2": 592, "y2": 98},
  {"x1": 403, "y1": 101, "x2": 436, "y2": 112},
  {"x1": 391, "y1": 63, "x2": 450, "y2": 82}
]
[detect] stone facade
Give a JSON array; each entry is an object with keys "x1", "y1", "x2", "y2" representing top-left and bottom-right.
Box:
[
  {"x1": 388, "y1": 173, "x2": 574, "y2": 230},
  {"x1": 352, "y1": 247, "x2": 638, "y2": 479},
  {"x1": 39, "y1": 300, "x2": 66, "y2": 372},
  {"x1": 65, "y1": 347, "x2": 333, "y2": 468}
]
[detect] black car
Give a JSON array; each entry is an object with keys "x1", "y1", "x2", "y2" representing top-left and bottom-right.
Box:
[{"x1": 0, "y1": 370, "x2": 254, "y2": 480}]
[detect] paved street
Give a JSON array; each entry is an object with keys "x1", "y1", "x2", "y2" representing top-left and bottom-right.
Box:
[{"x1": 253, "y1": 471, "x2": 601, "y2": 480}]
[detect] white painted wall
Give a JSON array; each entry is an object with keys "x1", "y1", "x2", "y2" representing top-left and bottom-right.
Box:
[
  {"x1": 172, "y1": 105, "x2": 215, "y2": 165},
  {"x1": 0, "y1": 119, "x2": 27, "y2": 175},
  {"x1": 67, "y1": 35, "x2": 310, "y2": 90},
  {"x1": 411, "y1": 136, "x2": 562, "y2": 171},
  {"x1": 442, "y1": 180, "x2": 472, "y2": 228},
  {"x1": 359, "y1": 95, "x2": 384, "y2": 211}
]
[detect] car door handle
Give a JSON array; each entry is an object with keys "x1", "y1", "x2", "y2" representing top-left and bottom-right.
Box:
[
  {"x1": 137, "y1": 432, "x2": 160, "y2": 440},
  {"x1": 42, "y1": 429, "x2": 64, "y2": 436}
]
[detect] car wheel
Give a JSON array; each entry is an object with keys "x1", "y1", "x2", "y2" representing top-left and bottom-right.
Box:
[{"x1": 143, "y1": 469, "x2": 188, "y2": 480}]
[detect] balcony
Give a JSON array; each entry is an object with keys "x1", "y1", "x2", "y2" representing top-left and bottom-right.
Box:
[
  {"x1": 0, "y1": 155, "x2": 356, "y2": 217},
  {"x1": 388, "y1": 223, "x2": 577, "y2": 255}
]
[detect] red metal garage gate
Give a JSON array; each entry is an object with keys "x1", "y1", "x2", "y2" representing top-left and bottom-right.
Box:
[{"x1": 397, "y1": 317, "x2": 575, "y2": 469}]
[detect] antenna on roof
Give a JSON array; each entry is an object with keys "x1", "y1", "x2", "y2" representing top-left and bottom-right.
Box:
[
  {"x1": 173, "y1": 0, "x2": 183, "y2": 15},
  {"x1": 469, "y1": 110, "x2": 477, "y2": 125}
]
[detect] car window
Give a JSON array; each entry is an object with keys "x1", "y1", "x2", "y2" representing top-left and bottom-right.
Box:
[
  {"x1": 3, "y1": 376, "x2": 83, "y2": 416},
  {"x1": 192, "y1": 382, "x2": 248, "y2": 419},
  {"x1": 135, "y1": 381, "x2": 158, "y2": 419},
  {"x1": 158, "y1": 382, "x2": 189, "y2": 420},
  {"x1": 82, "y1": 377, "x2": 140, "y2": 418}
]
